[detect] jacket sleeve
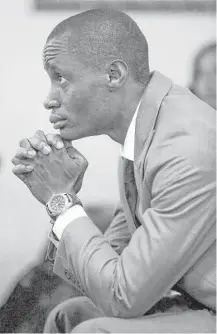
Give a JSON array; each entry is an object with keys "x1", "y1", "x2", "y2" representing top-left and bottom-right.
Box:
[
  {"x1": 53, "y1": 145, "x2": 215, "y2": 318},
  {"x1": 104, "y1": 204, "x2": 131, "y2": 255}
]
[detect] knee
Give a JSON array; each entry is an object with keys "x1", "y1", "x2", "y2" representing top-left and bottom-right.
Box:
[
  {"x1": 44, "y1": 297, "x2": 91, "y2": 333},
  {"x1": 72, "y1": 318, "x2": 108, "y2": 333},
  {"x1": 45, "y1": 296, "x2": 84, "y2": 320}
]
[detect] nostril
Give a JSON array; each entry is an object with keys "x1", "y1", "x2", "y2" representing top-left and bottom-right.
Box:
[
  {"x1": 50, "y1": 100, "x2": 60, "y2": 107},
  {"x1": 44, "y1": 99, "x2": 60, "y2": 109}
]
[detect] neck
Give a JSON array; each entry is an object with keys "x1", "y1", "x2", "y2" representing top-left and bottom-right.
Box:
[{"x1": 108, "y1": 82, "x2": 146, "y2": 145}]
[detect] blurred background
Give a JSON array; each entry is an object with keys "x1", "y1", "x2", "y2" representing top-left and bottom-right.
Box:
[{"x1": 0, "y1": 0, "x2": 216, "y2": 332}]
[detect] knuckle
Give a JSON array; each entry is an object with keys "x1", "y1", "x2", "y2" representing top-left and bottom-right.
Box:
[
  {"x1": 38, "y1": 141, "x2": 45, "y2": 150},
  {"x1": 54, "y1": 134, "x2": 61, "y2": 140},
  {"x1": 19, "y1": 138, "x2": 28, "y2": 147},
  {"x1": 30, "y1": 137, "x2": 44, "y2": 150},
  {"x1": 11, "y1": 157, "x2": 17, "y2": 165},
  {"x1": 14, "y1": 151, "x2": 20, "y2": 159},
  {"x1": 15, "y1": 149, "x2": 21, "y2": 159},
  {"x1": 46, "y1": 133, "x2": 53, "y2": 141},
  {"x1": 55, "y1": 135, "x2": 63, "y2": 143},
  {"x1": 19, "y1": 164, "x2": 25, "y2": 169},
  {"x1": 18, "y1": 148, "x2": 28, "y2": 157},
  {"x1": 12, "y1": 157, "x2": 23, "y2": 166},
  {"x1": 81, "y1": 156, "x2": 88, "y2": 167},
  {"x1": 35, "y1": 130, "x2": 45, "y2": 137},
  {"x1": 12, "y1": 166, "x2": 20, "y2": 174},
  {"x1": 29, "y1": 136, "x2": 37, "y2": 146},
  {"x1": 12, "y1": 167, "x2": 17, "y2": 175}
]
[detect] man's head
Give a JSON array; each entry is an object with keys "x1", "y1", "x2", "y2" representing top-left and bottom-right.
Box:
[
  {"x1": 43, "y1": 9, "x2": 149, "y2": 143},
  {"x1": 190, "y1": 42, "x2": 216, "y2": 109}
]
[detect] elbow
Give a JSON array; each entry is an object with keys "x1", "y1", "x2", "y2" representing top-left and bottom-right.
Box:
[
  {"x1": 100, "y1": 287, "x2": 144, "y2": 318},
  {"x1": 104, "y1": 300, "x2": 143, "y2": 319}
]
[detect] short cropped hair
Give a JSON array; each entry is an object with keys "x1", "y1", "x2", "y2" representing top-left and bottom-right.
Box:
[
  {"x1": 192, "y1": 42, "x2": 216, "y2": 80},
  {"x1": 47, "y1": 9, "x2": 150, "y2": 85}
]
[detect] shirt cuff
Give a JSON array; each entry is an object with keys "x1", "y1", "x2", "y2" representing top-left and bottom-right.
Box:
[{"x1": 53, "y1": 205, "x2": 88, "y2": 240}]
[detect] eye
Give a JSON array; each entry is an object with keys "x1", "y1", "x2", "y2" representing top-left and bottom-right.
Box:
[{"x1": 57, "y1": 75, "x2": 67, "y2": 85}]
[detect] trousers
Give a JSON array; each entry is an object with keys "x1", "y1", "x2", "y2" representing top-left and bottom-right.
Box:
[{"x1": 43, "y1": 296, "x2": 216, "y2": 333}]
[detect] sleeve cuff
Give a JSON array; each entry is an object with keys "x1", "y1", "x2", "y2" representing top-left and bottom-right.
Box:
[{"x1": 53, "y1": 205, "x2": 88, "y2": 240}]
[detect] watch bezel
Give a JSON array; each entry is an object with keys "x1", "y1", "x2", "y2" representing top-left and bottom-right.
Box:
[{"x1": 46, "y1": 193, "x2": 73, "y2": 218}]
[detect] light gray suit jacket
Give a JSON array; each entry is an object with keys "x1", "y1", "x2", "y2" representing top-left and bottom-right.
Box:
[{"x1": 50, "y1": 71, "x2": 216, "y2": 318}]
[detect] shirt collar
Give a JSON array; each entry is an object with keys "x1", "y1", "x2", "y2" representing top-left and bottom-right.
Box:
[{"x1": 121, "y1": 99, "x2": 142, "y2": 161}]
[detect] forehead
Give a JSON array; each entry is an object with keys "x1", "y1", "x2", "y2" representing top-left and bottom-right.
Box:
[{"x1": 43, "y1": 32, "x2": 78, "y2": 70}]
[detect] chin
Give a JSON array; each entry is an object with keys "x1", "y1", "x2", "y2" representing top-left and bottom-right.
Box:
[{"x1": 59, "y1": 128, "x2": 84, "y2": 141}]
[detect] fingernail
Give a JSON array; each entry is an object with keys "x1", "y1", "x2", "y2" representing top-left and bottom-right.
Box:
[
  {"x1": 56, "y1": 141, "x2": 64, "y2": 149},
  {"x1": 26, "y1": 165, "x2": 34, "y2": 171},
  {"x1": 43, "y1": 146, "x2": 51, "y2": 154},
  {"x1": 28, "y1": 150, "x2": 36, "y2": 157}
]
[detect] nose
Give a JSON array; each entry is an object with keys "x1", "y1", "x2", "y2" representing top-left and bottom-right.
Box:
[{"x1": 43, "y1": 91, "x2": 61, "y2": 110}]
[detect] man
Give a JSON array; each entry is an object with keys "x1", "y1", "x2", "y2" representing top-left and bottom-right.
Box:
[
  {"x1": 12, "y1": 9, "x2": 216, "y2": 333},
  {"x1": 189, "y1": 42, "x2": 216, "y2": 109}
]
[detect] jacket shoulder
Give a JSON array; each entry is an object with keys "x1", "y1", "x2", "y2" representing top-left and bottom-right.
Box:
[{"x1": 147, "y1": 85, "x2": 216, "y2": 173}]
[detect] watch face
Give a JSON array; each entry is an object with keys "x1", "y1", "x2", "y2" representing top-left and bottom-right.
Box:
[{"x1": 50, "y1": 195, "x2": 66, "y2": 214}]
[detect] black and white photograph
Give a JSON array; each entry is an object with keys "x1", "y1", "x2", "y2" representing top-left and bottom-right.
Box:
[{"x1": 0, "y1": 0, "x2": 216, "y2": 332}]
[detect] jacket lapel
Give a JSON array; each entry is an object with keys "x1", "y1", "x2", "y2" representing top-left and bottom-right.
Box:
[
  {"x1": 121, "y1": 71, "x2": 173, "y2": 233},
  {"x1": 134, "y1": 71, "x2": 173, "y2": 190}
]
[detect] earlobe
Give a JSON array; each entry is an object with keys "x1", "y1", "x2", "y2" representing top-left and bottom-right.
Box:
[{"x1": 107, "y1": 60, "x2": 128, "y2": 90}]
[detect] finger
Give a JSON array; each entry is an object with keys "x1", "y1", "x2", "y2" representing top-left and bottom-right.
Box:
[
  {"x1": 12, "y1": 157, "x2": 35, "y2": 166},
  {"x1": 63, "y1": 140, "x2": 72, "y2": 150},
  {"x1": 46, "y1": 133, "x2": 64, "y2": 149},
  {"x1": 28, "y1": 136, "x2": 51, "y2": 155},
  {"x1": 12, "y1": 164, "x2": 34, "y2": 175},
  {"x1": 66, "y1": 146, "x2": 88, "y2": 170},
  {"x1": 66, "y1": 144, "x2": 86, "y2": 161},
  {"x1": 35, "y1": 130, "x2": 48, "y2": 143},
  {"x1": 14, "y1": 147, "x2": 36, "y2": 161},
  {"x1": 64, "y1": 143, "x2": 79, "y2": 157},
  {"x1": 19, "y1": 138, "x2": 32, "y2": 149}
]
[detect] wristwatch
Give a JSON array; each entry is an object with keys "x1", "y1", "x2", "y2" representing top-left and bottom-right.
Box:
[{"x1": 46, "y1": 193, "x2": 82, "y2": 220}]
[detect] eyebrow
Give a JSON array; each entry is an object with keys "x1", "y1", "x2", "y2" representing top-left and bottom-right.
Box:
[
  {"x1": 44, "y1": 61, "x2": 67, "y2": 80},
  {"x1": 43, "y1": 54, "x2": 55, "y2": 70}
]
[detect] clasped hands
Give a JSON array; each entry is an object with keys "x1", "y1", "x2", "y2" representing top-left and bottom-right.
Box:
[{"x1": 12, "y1": 130, "x2": 88, "y2": 205}]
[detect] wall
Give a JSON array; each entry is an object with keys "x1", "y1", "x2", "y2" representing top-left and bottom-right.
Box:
[{"x1": 0, "y1": 0, "x2": 215, "y2": 305}]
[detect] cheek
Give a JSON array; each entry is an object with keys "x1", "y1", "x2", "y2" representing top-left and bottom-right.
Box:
[
  {"x1": 60, "y1": 88, "x2": 85, "y2": 119},
  {"x1": 60, "y1": 86, "x2": 74, "y2": 111},
  {"x1": 60, "y1": 82, "x2": 103, "y2": 126}
]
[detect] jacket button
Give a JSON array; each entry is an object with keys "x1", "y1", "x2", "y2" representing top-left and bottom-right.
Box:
[
  {"x1": 209, "y1": 309, "x2": 216, "y2": 316},
  {"x1": 64, "y1": 269, "x2": 71, "y2": 280}
]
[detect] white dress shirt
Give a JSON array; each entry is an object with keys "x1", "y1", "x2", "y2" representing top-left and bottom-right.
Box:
[
  {"x1": 121, "y1": 100, "x2": 141, "y2": 161},
  {"x1": 53, "y1": 101, "x2": 141, "y2": 240}
]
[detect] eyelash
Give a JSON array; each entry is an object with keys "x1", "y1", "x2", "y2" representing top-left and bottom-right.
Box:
[{"x1": 57, "y1": 74, "x2": 67, "y2": 85}]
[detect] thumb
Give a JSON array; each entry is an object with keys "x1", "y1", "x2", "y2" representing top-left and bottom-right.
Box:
[
  {"x1": 63, "y1": 140, "x2": 72, "y2": 150},
  {"x1": 65, "y1": 145, "x2": 88, "y2": 171},
  {"x1": 63, "y1": 140, "x2": 81, "y2": 160},
  {"x1": 66, "y1": 145, "x2": 82, "y2": 161}
]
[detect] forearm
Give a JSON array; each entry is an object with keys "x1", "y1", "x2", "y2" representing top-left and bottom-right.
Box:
[
  {"x1": 54, "y1": 216, "x2": 135, "y2": 317},
  {"x1": 104, "y1": 205, "x2": 131, "y2": 255}
]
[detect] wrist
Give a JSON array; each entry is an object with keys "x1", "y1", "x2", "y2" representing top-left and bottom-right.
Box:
[
  {"x1": 52, "y1": 204, "x2": 88, "y2": 240},
  {"x1": 46, "y1": 192, "x2": 83, "y2": 220}
]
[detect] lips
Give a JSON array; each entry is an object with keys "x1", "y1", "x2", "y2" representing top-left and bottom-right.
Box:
[
  {"x1": 53, "y1": 120, "x2": 67, "y2": 129},
  {"x1": 49, "y1": 115, "x2": 66, "y2": 123},
  {"x1": 49, "y1": 115, "x2": 67, "y2": 129}
]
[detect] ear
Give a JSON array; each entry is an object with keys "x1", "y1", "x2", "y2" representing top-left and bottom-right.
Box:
[{"x1": 107, "y1": 60, "x2": 128, "y2": 90}]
